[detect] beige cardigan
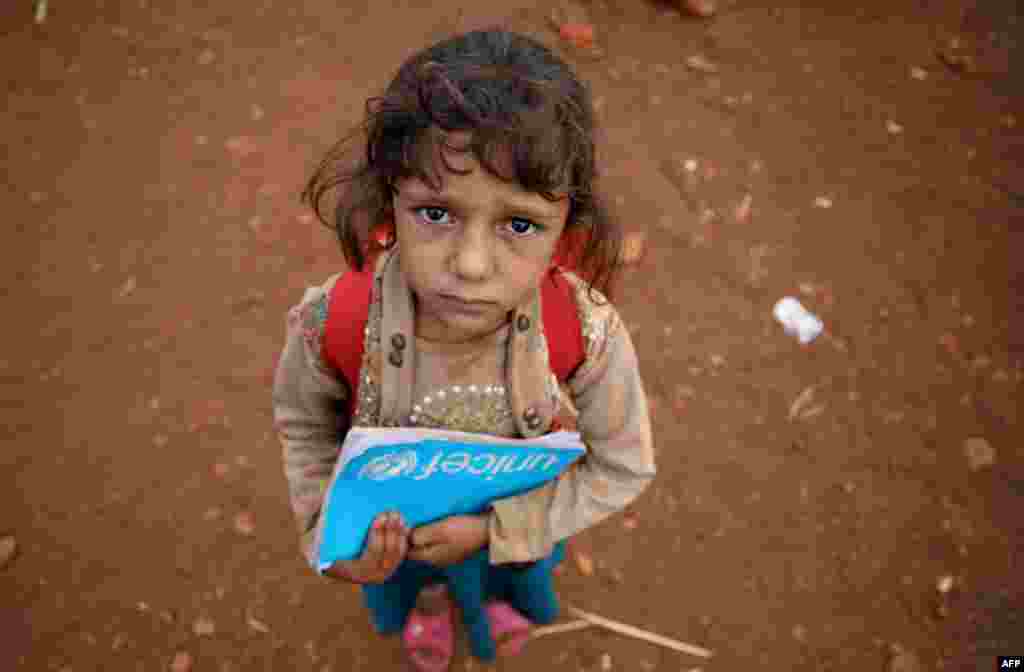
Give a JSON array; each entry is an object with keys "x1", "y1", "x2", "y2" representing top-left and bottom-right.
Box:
[{"x1": 272, "y1": 250, "x2": 655, "y2": 569}]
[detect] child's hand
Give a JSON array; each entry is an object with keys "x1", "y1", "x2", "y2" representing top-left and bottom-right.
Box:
[
  {"x1": 408, "y1": 514, "x2": 489, "y2": 567},
  {"x1": 324, "y1": 511, "x2": 408, "y2": 584}
]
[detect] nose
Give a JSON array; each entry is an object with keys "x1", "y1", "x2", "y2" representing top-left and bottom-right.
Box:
[{"x1": 450, "y1": 225, "x2": 493, "y2": 281}]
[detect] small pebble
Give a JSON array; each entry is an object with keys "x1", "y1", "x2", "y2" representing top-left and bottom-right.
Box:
[
  {"x1": 0, "y1": 536, "x2": 18, "y2": 568},
  {"x1": 734, "y1": 193, "x2": 753, "y2": 223},
  {"x1": 814, "y1": 196, "x2": 833, "y2": 208},
  {"x1": 233, "y1": 511, "x2": 255, "y2": 534},
  {"x1": 936, "y1": 575, "x2": 955, "y2": 594},
  {"x1": 886, "y1": 120, "x2": 904, "y2": 135},
  {"x1": 170, "y1": 651, "x2": 193, "y2": 672},
  {"x1": 558, "y1": 23, "x2": 596, "y2": 50},
  {"x1": 193, "y1": 616, "x2": 215, "y2": 636},
  {"x1": 685, "y1": 54, "x2": 718, "y2": 74},
  {"x1": 910, "y1": 66, "x2": 928, "y2": 80},
  {"x1": 197, "y1": 49, "x2": 216, "y2": 66},
  {"x1": 939, "y1": 333, "x2": 960, "y2": 356},
  {"x1": 683, "y1": 0, "x2": 716, "y2": 17},
  {"x1": 247, "y1": 614, "x2": 270, "y2": 633},
  {"x1": 117, "y1": 277, "x2": 137, "y2": 298},
  {"x1": 964, "y1": 437, "x2": 995, "y2": 471},
  {"x1": 573, "y1": 550, "x2": 594, "y2": 576},
  {"x1": 887, "y1": 643, "x2": 922, "y2": 672},
  {"x1": 600, "y1": 653, "x2": 612, "y2": 671}
]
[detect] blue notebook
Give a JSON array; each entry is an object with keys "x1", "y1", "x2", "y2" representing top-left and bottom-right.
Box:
[{"x1": 312, "y1": 427, "x2": 586, "y2": 572}]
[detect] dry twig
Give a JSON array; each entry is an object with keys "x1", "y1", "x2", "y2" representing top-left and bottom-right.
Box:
[
  {"x1": 568, "y1": 606, "x2": 713, "y2": 659},
  {"x1": 530, "y1": 619, "x2": 593, "y2": 639}
]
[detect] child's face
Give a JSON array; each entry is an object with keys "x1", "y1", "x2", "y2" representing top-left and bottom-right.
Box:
[{"x1": 392, "y1": 145, "x2": 570, "y2": 344}]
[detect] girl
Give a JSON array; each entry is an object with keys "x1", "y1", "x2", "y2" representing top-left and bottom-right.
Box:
[{"x1": 273, "y1": 28, "x2": 655, "y2": 671}]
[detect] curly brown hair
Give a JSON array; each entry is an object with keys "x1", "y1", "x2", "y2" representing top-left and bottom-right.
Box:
[{"x1": 302, "y1": 27, "x2": 622, "y2": 296}]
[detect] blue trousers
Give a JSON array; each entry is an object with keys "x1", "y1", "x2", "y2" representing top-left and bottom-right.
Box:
[{"x1": 361, "y1": 540, "x2": 566, "y2": 661}]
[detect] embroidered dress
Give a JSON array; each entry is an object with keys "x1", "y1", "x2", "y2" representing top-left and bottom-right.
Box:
[{"x1": 273, "y1": 250, "x2": 656, "y2": 567}]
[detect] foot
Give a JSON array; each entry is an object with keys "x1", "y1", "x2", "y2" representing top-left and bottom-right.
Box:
[
  {"x1": 403, "y1": 585, "x2": 454, "y2": 672},
  {"x1": 485, "y1": 601, "x2": 532, "y2": 657}
]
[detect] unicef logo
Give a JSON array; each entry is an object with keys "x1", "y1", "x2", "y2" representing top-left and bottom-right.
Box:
[{"x1": 358, "y1": 451, "x2": 418, "y2": 480}]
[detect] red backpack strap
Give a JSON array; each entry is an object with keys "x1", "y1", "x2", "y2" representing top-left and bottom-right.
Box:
[
  {"x1": 322, "y1": 267, "x2": 375, "y2": 419},
  {"x1": 541, "y1": 268, "x2": 586, "y2": 383}
]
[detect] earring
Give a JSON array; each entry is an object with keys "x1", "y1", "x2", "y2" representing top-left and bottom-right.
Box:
[{"x1": 371, "y1": 220, "x2": 396, "y2": 249}]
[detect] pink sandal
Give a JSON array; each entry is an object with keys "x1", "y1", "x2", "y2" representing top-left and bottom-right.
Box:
[
  {"x1": 485, "y1": 601, "x2": 532, "y2": 657},
  {"x1": 403, "y1": 586, "x2": 455, "y2": 672}
]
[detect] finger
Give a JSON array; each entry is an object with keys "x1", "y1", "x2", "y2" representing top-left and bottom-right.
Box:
[
  {"x1": 366, "y1": 514, "x2": 387, "y2": 563},
  {"x1": 413, "y1": 540, "x2": 448, "y2": 566},
  {"x1": 381, "y1": 513, "x2": 401, "y2": 567},
  {"x1": 407, "y1": 544, "x2": 430, "y2": 564},
  {"x1": 390, "y1": 513, "x2": 408, "y2": 557},
  {"x1": 411, "y1": 522, "x2": 438, "y2": 549},
  {"x1": 373, "y1": 513, "x2": 391, "y2": 570},
  {"x1": 387, "y1": 513, "x2": 409, "y2": 568},
  {"x1": 394, "y1": 515, "x2": 410, "y2": 557}
]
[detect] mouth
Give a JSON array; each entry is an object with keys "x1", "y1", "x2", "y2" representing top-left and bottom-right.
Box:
[{"x1": 436, "y1": 293, "x2": 497, "y2": 314}]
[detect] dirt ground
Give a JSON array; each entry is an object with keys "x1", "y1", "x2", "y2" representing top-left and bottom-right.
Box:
[{"x1": 3, "y1": 0, "x2": 1022, "y2": 670}]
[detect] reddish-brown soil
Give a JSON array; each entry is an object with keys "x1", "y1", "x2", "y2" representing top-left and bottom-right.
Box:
[{"x1": 3, "y1": 1, "x2": 1021, "y2": 670}]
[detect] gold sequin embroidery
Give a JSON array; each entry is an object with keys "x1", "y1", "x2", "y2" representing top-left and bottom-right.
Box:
[
  {"x1": 408, "y1": 383, "x2": 517, "y2": 436},
  {"x1": 353, "y1": 275, "x2": 385, "y2": 427}
]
